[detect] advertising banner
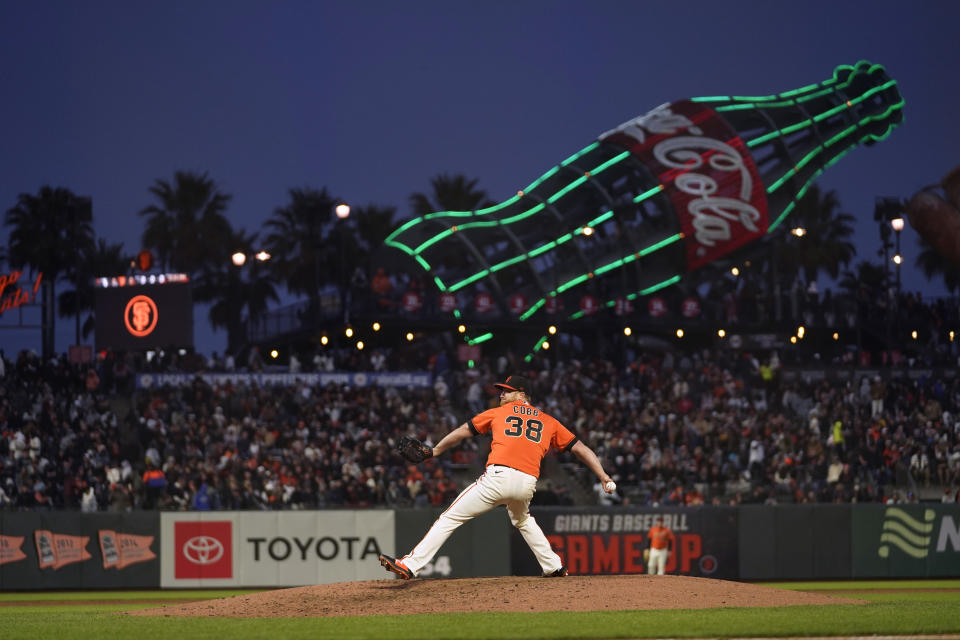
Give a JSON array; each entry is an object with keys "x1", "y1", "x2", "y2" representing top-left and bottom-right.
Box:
[
  {"x1": 515, "y1": 507, "x2": 739, "y2": 578},
  {"x1": 160, "y1": 511, "x2": 394, "y2": 587},
  {"x1": 852, "y1": 505, "x2": 960, "y2": 578},
  {"x1": 137, "y1": 371, "x2": 432, "y2": 390},
  {"x1": 600, "y1": 101, "x2": 769, "y2": 271},
  {"x1": 0, "y1": 512, "x2": 160, "y2": 590}
]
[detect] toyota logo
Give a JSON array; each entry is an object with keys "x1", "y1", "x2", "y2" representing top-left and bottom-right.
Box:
[{"x1": 182, "y1": 535, "x2": 224, "y2": 565}]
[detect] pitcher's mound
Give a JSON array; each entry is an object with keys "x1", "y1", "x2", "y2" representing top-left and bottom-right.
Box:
[{"x1": 126, "y1": 574, "x2": 866, "y2": 618}]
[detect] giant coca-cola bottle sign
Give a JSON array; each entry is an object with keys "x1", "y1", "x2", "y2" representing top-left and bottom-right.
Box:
[{"x1": 600, "y1": 100, "x2": 769, "y2": 270}]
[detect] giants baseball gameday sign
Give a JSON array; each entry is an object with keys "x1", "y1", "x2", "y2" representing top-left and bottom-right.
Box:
[
  {"x1": 600, "y1": 101, "x2": 769, "y2": 270},
  {"x1": 524, "y1": 508, "x2": 738, "y2": 578}
]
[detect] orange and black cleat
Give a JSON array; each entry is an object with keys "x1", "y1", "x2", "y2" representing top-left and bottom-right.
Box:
[{"x1": 379, "y1": 553, "x2": 414, "y2": 579}]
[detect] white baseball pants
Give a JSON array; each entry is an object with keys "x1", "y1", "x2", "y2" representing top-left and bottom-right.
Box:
[
  {"x1": 400, "y1": 465, "x2": 563, "y2": 576},
  {"x1": 648, "y1": 547, "x2": 669, "y2": 575}
]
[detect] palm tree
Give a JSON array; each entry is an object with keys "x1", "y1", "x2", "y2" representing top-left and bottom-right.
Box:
[
  {"x1": 139, "y1": 171, "x2": 233, "y2": 280},
  {"x1": 351, "y1": 203, "x2": 396, "y2": 274},
  {"x1": 409, "y1": 173, "x2": 495, "y2": 216},
  {"x1": 780, "y1": 184, "x2": 857, "y2": 285},
  {"x1": 353, "y1": 204, "x2": 396, "y2": 256},
  {"x1": 194, "y1": 229, "x2": 278, "y2": 354},
  {"x1": 915, "y1": 235, "x2": 960, "y2": 293},
  {"x1": 839, "y1": 261, "x2": 887, "y2": 297},
  {"x1": 5, "y1": 187, "x2": 94, "y2": 357},
  {"x1": 58, "y1": 238, "x2": 129, "y2": 342},
  {"x1": 262, "y1": 187, "x2": 342, "y2": 313}
]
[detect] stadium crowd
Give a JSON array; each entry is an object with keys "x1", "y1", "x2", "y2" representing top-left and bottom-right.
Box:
[{"x1": 1, "y1": 331, "x2": 960, "y2": 512}]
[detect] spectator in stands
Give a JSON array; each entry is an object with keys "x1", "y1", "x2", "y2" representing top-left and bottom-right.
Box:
[
  {"x1": 871, "y1": 376, "x2": 886, "y2": 418},
  {"x1": 142, "y1": 463, "x2": 166, "y2": 509}
]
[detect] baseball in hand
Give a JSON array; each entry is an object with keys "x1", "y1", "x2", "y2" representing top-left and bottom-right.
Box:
[{"x1": 604, "y1": 481, "x2": 616, "y2": 493}]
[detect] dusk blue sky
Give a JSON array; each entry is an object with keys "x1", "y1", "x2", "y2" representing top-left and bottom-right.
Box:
[{"x1": 2, "y1": 1, "x2": 958, "y2": 356}]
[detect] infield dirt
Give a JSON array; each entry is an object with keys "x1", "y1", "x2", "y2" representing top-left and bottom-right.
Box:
[{"x1": 125, "y1": 574, "x2": 867, "y2": 618}]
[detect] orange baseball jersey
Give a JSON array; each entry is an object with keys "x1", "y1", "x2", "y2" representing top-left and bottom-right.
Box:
[
  {"x1": 468, "y1": 400, "x2": 578, "y2": 477},
  {"x1": 649, "y1": 525, "x2": 675, "y2": 550}
]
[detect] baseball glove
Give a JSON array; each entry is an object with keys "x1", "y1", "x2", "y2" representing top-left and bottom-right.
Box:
[{"x1": 397, "y1": 435, "x2": 433, "y2": 463}]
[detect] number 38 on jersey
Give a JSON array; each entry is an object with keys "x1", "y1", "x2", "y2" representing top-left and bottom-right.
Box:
[{"x1": 504, "y1": 404, "x2": 543, "y2": 443}]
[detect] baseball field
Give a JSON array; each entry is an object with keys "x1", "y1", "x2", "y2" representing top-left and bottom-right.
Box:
[{"x1": 1, "y1": 577, "x2": 958, "y2": 640}]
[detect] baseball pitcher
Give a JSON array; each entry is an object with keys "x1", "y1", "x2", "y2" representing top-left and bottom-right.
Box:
[{"x1": 380, "y1": 374, "x2": 615, "y2": 579}]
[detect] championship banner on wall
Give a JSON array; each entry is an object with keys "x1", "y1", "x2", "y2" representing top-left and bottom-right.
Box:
[
  {"x1": 0, "y1": 512, "x2": 160, "y2": 590},
  {"x1": 34, "y1": 530, "x2": 92, "y2": 570},
  {"x1": 0, "y1": 535, "x2": 27, "y2": 566},
  {"x1": 99, "y1": 530, "x2": 156, "y2": 570},
  {"x1": 160, "y1": 511, "x2": 395, "y2": 587},
  {"x1": 852, "y1": 505, "x2": 960, "y2": 578},
  {"x1": 514, "y1": 508, "x2": 739, "y2": 579},
  {"x1": 136, "y1": 371, "x2": 432, "y2": 390}
]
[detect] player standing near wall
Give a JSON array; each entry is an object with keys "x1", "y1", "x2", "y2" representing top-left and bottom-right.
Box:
[
  {"x1": 380, "y1": 374, "x2": 616, "y2": 578},
  {"x1": 647, "y1": 515, "x2": 676, "y2": 575}
]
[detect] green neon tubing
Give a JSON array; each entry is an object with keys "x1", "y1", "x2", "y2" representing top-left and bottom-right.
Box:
[
  {"x1": 519, "y1": 234, "x2": 681, "y2": 323},
  {"x1": 692, "y1": 61, "x2": 885, "y2": 105},
  {"x1": 557, "y1": 273, "x2": 590, "y2": 293},
  {"x1": 518, "y1": 299, "x2": 547, "y2": 321},
  {"x1": 746, "y1": 80, "x2": 897, "y2": 149},
  {"x1": 387, "y1": 142, "x2": 600, "y2": 243},
  {"x1": 468, "y1": 332, "x2": 493, "y2": 345},
  {"x1": 633, "y1": 185, "x2": 665, "y2": 203},
  {"x1": 639, "y1": 275, "x2": 681, "y2": 296}
]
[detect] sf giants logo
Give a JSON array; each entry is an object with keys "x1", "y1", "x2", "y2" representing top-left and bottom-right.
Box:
[{"x1": 124, "y1": 294, "x2": 158, "y2": 337}]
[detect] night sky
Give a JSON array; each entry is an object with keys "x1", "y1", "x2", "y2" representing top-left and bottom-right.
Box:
[{"x1": 2, "y1": 1, "x2": 958, "y2": 356}]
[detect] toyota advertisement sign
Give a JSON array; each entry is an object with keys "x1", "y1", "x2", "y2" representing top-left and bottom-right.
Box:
[{"x1": 160, "y1": 512, "x2": 395, "y2": 587}]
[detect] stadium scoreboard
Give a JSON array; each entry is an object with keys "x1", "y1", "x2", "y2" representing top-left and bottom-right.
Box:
[{"x1": 94, "y1": 273, "x2": 193, "y2": 350}]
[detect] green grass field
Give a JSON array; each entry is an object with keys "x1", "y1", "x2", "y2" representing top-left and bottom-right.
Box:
[{"x1": 1, "y1": 581, "x2": 958, "y2": 640}]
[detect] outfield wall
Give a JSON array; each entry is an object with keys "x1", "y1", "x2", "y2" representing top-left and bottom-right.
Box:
[{"x1": 1, "y1": 504, "x2": 958, "y2": 589}]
